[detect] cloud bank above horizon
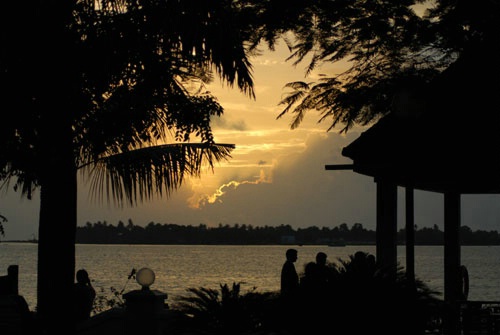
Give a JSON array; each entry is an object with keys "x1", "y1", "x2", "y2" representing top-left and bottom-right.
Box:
[{"x1": 1, "y1": 42, "x2": 500, "y2": 240}]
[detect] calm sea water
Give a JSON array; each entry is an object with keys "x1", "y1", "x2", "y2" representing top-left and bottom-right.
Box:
[{"x1": 1, "y1": 243, "x2": 500, "y2": 311}]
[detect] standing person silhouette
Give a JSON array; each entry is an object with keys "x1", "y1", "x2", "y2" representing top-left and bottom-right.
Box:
[
  {"x1": 315, "y1": 251, "x2": 335, "y2": 291},
  {"x1": 279, "y1": 248, "x2": 304, "y2": 334},
  {"x1": 73, "y1": 269, "x2": 96, "y2": 323},
  {"x1": 280, "y1": 248, "x2": 299, "y2": 297}
]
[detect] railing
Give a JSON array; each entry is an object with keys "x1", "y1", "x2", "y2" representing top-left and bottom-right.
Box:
[{"x1": 461, "y1": 301, "x2": 500, "y2": 335}]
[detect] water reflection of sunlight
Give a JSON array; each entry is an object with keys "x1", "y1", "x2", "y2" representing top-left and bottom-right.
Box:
[{"x1": 4, "y1": 244, "x2": 500, "y2": 310}]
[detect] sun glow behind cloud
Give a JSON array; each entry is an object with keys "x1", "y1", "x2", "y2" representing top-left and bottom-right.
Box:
[
  {"x1": 188, "y1": 169, "x2": 272, "y2": 209},
  {"x1": 7, "y1": 21, "x2": 500, "y2": 240}
]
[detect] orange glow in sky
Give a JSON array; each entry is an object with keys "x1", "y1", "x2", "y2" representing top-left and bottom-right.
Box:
[{"x1": 2, "y1": 41, "x2": 500, "y2": 240}]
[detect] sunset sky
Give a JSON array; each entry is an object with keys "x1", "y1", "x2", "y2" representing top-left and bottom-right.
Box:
[{"x1": 2, "y1": 41, "x2": 500, "y2": 241}]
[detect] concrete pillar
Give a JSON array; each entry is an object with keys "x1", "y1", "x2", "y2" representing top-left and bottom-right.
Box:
[{"x1": 123, "y1": 289, "x2": 169, "y2": 335}]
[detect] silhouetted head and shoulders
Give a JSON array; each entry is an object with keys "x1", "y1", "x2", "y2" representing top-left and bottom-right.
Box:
[
  {"x1": 315, "y1": 252, "x2": 327, "y2": 266},
  {"x1": 286, "y1": 248, "x2": 298, "y2": 262},
  {"x1": 73, "y1": 269, "x2": 96, "y2": 322},
  {"x1": 299, "y1": 261, "x2": 319, "y2": 292},
  {"x1": 313, "y1": 251, "x2": 339, "y2": 287}
]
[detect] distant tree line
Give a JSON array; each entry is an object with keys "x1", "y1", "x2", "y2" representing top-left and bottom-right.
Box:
[{"x1": 75, "y1": 220, "x2": 500, "y2": 246}]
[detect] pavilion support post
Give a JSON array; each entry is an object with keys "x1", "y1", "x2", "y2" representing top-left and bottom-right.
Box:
[
  {"x1": 443, "y1": 191, "x2": 461, "y2": 335},
  {"x1": 375, "y1": 179, "x2": 398, "y2": 280},
  {"x1": 405, "y1": 187, "x2": 415, "y2": 286}
]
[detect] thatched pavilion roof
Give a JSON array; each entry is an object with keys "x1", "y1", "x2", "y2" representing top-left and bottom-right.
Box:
[{"x1": 341, "y1": 42, "x2": 500, "y2": 194}]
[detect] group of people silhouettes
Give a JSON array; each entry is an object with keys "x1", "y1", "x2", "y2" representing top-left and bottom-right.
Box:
[
  {"x1": 280, "y1": 248, "x2": 336, "y2": 298},
  {"x1": 73, "y1": 249, "x2": 372, "y2": 325},
  {"x1": 71, "y1": 249, "x2": 417, "y2": 335},
  {"x1": 279, "y1": 248, "x2": 339, "y2": 333},
  {"x1": 279, "y1": 248, "x2": 415, "y2": 335}
]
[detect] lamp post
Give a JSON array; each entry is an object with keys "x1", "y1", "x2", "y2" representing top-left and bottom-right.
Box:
[{"x1": 123, "y1": 268, "x2": 168, "y2": 335}]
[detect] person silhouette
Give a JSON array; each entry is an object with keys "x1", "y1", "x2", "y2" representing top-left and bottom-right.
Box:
[
  {"x1": 315, "y1": 251, "x2": 327, "y2": 266},
  {"x1": 299, "y1": 261, "x2": 319, "y2": 295},
  {"x1": 280, "y1": 248, "x2": 299, "y2": 297},
  {"x1": 315, "y1": 251, "x2": 332, "y2": 287},
  {"x1": 73, "y1": 269, "x2": 96, "y2": 323}
]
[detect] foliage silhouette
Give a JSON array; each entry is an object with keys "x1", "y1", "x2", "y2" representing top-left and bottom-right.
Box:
[
  {"x1": 166, "y1": 252, "x2": 442, "y2": 335},
  {"x1": 92, "y1": 268, "x2": 136, "y2": 315},
  {"x1": 1, "y1": 2, "x2": 257, "y2": 334},
  {"x1": 74, "y1": 220, "x2": 500, "y2": 246},
  {"x1": 3, "y1": 2, "x2": 496, "y2": 334},
  {"x1": 169, "y1": 283, "x2": 281, "y2": 335},
  {"x1": 274, "y1": 1, "x2": 500, "y2": 133}
]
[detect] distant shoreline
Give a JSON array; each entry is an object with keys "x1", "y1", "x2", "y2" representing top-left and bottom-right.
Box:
[{"x1": 3, "y1": 240, "x2": 499, "y2": 246}]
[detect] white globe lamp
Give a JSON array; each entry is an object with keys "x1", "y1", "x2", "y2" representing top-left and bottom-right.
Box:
[{"x1": 136, "y1": 267, "x2": 155, "y2": 290}]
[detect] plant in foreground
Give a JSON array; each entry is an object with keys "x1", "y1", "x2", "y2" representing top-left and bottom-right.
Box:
[
  {"x1": 92, "y1": 268, "x2": 136, "y2": 314},
  {"x1": 90, "y1": 254, "x2": 443, "y2": 335},
  {"x1": 170, "y1": 252, "x2": 443, "y2": 335}
]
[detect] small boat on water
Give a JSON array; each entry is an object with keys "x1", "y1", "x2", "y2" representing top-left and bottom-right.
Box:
[{"x1": 328, "y1": 239, "x2": 346, "y2": 247}]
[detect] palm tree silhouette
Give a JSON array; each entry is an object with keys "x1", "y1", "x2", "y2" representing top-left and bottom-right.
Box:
[{"x1": 0, "y1": 2, "x2": 256, "y2": 334}]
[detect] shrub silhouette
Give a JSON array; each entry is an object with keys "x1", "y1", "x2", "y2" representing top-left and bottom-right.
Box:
[
  {"x1": 172, "y1": 282, "x2": 281, "y2": 335},
  {"x1": 170, "y1": 251, "x2": 442, "y2": 335}
]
